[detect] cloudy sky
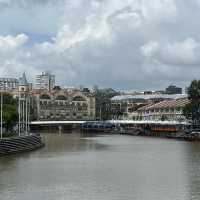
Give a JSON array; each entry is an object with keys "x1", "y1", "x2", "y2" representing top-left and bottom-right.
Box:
[{"x1": 0, "y1": 0, "x2": 199, "y2": 90}]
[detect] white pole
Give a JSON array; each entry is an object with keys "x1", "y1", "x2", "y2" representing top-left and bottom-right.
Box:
[
  {"x1": 100, "y1": 106, "x2": 102, "y2": 121},
  {"x1": 28, "y1": 96, "x2": 30, "y2": 134},
  {"x1": 18, "y1": 91, "x2": 21, "y2": 136},
  {"x1": 1, "y1": 92, "x2": 3, "y2": 139},
  {"x1": 25, "y1": 96, "x2": 28, "y2": 135},
  {"x1": 22, "y1": 100, "x2": 25, "y2": 134}
]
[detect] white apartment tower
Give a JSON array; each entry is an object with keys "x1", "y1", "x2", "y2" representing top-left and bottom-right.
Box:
[{"x1": 35, "y1": 72, "x2": 55, "y2": 92}]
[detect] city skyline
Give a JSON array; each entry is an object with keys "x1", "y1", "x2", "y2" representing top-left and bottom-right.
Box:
[
  {"x1": 0, "y1": 1, "x2": 199, "y2": 90},
  {"x1": 0, "y1": 71, "x2": 187, "y2": 93}
]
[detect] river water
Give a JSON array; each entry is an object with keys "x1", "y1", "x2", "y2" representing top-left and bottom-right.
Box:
[{"x1": 1, "y1": 132, "x2": 200, "y2": 200}]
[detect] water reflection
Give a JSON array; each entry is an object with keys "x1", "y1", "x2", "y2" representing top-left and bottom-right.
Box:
[
  {"x1": 40, "y1": 132, "x2": 110, "y2": 155},
  {"x1": 0, "y1": 133, "x2": 200, "y2": 200}
]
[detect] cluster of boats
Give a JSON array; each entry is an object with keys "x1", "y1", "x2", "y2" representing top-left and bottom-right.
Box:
[
  {"x1": 81, "y1": 122, "x2": 200, "y2": 141},
  {"x1": 81, "y1": 122, "x2": 115, "y2": 132},
  {"x1": 81, "y1": 122, "x2": 145, "y2": 135}
]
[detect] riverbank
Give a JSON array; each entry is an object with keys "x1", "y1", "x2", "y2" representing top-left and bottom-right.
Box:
[
  {"x1": 119, "y1": 129, "x2": 200, "y2": 141},
  {"x1": 0, "y1": 135, "x2": 44, "y2": 156},
  {"x1": 81, "y1": 127, "x2": 200, "y2": 141}
]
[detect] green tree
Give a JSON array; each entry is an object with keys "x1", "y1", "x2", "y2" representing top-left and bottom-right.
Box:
[
  {"x1": 2, "y1": 93, "x2": 18, "y2": 132},
  {"x1": 183, "y1": 80, "x2": 200, "y2": 125}
]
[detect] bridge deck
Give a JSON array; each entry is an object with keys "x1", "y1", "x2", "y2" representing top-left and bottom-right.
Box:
[{"x1": 30, "y1": 120, "x2": 189, "y2": 125}]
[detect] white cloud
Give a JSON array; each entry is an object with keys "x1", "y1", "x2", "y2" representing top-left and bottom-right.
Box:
[
  {"x1": 141, "y1": 0, "x2": 177, "y2": 22},
  {"x1": 0, "y1": 0, "x2": 200, "y2": 89},
  {"x1": 141, "y1": 41, "x2": 159, "y2": 59},
  {"x1": 163, "y1": 38, "x2": 199, "y2": 64},
  {"x1": 141, "y1": 38, "x2": 200, "y2": 65},
  {"x1": 0, "y1": 34, "x2": 28, "y2": 51}
]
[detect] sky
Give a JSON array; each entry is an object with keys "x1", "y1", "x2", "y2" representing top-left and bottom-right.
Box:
[{"x1": 0, "y1": 0, "x2": 199, "y2": 90}]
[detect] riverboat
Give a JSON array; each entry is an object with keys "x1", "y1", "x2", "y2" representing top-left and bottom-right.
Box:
[
  {"x1": 81, "y1": 122, "x2": 115, "y2": 133},
  {"x1": 147, "y1": 124, "x2": 184, "y2": 132}
]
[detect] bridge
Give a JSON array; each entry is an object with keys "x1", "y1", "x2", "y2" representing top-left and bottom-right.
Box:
[
  {"x1": 30, "y1": 120, "x2": 89, "y2": 125},
  {"x1": 30, "y1": 120, "x2": 88, "y2": 132},
  {"x1": 30, "y1": 120, "x2": 189, "y2": 133},
  {"x1": 30, "y1": 120, "x2": 189, "y2": 125}
]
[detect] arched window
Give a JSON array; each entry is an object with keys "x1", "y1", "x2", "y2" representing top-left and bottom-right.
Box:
[
  {"x1": 40, "y1": 94, "x2": 51, "y2": 99},
  {"x1": 73, "y1": 96, "x2": 86, "y2": 101},
  {"x1": 55, "y1": 95, "x2": 67, "y2": 100}
]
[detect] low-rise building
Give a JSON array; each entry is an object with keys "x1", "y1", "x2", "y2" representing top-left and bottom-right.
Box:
[
  {"x1": 94, "y1": 88, "x2": 119, "y2": 120},
  {"x1": 32, "y1": 89, "x2": 95, "y2": 121},
  {"x1": 0, "y1": 78, "x2": 18, "y2": 91},
  {"x1": 137, "y1": 98, "x2": 189, "y2": 121},
  {"x1": 111, "y1": 94, "x2": 188, "y2": 120}
]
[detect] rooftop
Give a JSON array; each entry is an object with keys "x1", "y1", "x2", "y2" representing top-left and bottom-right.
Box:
[
  {"x1": 138, "y1": 98, "x2": 189, "y2": 111},
  {"x1": 111, "y1": 94, "x2": 188, "y2": 101}
]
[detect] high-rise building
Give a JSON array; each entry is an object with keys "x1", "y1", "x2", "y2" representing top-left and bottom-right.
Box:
[
  {"x1": 35, "y1": 72, "x2": 55, "y2": 92},
  {"x1": 0, "y1": 78, "x2": 18, "y2": 91}
]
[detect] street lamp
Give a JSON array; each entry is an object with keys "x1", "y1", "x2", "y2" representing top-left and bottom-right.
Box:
[
  {"x1": 18, "y1": 89, "x2": 21, "y2": 136},
  {"x1": 1, "y1": 91, "x2": 3, "y2": 139},
  {"x1": 0, "y1": 81, "x2": 3, "y2": 139}
]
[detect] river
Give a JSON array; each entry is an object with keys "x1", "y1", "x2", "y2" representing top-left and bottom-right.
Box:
[{"x1": 1, "y1": 132, "x2": 200, "y2": 200}]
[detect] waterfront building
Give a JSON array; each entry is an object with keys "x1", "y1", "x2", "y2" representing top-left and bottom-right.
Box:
[
  {"x1": 32, "y1": 89, "x2": 96, "y2": 121},
  {"x1": 137, "y1": 98, "x2": 189, "y2": 121},
  {"x1": 35, "y1": 71, "x2": 55, "y2": 92},
  {"x1": 111, "y1": 97, "x2": 147, "y2": 120},
  {"x1": 110, "y1": 94, "x2": 188, "y2": 120},
  {"x1": 94, "y1": 88, "x2": 119, "y2": 120}
]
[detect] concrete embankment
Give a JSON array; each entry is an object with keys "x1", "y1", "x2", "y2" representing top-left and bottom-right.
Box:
[
  {"x1": 0, "y1": 135, "x2": 44, "y2": 156},
  {"x1": 121, "y1": 130, "x2": 200, "y2": 141},
  {"x1": 85, "y1": 127, "x2": 200, "y2": 141}
]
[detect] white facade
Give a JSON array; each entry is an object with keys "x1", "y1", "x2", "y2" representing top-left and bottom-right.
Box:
[
  {"x1": 35, "y1": 72, "x2": 55, "y2": 91},
  {"x1": 0, "y1": 78, "x2": 18, "y2": 91},
  {"x1": 138, "y1": 98, "x2": 189, "y2": 122}
]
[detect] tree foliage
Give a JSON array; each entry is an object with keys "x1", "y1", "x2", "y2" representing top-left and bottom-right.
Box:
[
  {"x1": 183, "y1": 80, "x2": 200, "y2": 124},
  {"x1": 2, "y1": 93, "x2": 18, "y2": 132}
]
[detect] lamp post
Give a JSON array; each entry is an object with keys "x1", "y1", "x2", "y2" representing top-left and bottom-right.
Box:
[
  {"x1": 18, "y1": 90, "x2": 21, "y2": 136},
  {"x1": 28, "y1": 96, "x2": 30, "y2": 134},
  {"x1": 22, "y1": 99, "x2": 25, "y2": 133},
  {"x1": 25, "y1": 95, "x2": 28, "y2": 135},
  {"x1": 1, "y1": 92, "x2": 3, "y2": 139},
  {"x1": 100, "y1": 106, "x2": 102, "y2": 121}
]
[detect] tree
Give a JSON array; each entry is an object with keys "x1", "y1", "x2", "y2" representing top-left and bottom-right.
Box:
[
  {"x1": 2, "y1": 93, "x2": 18, "y2": 132},
  {"x1": 183, "y1": 80, "x2": 200, "y2": 125}
]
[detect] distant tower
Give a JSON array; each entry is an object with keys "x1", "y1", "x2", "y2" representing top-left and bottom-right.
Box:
[
  {"x1": 18, "y1": 72, "x2": 30, "y2": 135},
  {"x1": 18, "y1": 72, "x2": 29, "y2": 97}
]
